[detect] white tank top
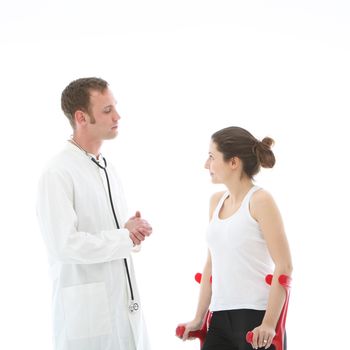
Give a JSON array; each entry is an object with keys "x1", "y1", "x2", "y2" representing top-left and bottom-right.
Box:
[{"x1": 207, "y1": 186, "x2": 274, "y2": 311}]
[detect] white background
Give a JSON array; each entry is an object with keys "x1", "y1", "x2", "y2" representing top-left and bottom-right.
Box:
[{"x1": 0, "y1": 1, "x2": 349, "y2": 349}]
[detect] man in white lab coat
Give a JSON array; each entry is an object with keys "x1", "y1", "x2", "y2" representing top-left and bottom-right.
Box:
[{"x1": 37, "y1": 77, "x2": 152, "y2": 350}]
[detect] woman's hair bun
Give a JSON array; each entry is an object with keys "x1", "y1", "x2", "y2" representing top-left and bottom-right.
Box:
[
  {"x1": 256, "y1": 137, "x2": 275, "y2": 168},
  {"x1": 261, "y1": 137, "x2": 275, "y2": 148}
]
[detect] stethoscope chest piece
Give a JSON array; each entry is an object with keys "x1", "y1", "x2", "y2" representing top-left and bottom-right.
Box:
[{"x1": 129, "y1": 302, "x2": 139, "y2": 313}]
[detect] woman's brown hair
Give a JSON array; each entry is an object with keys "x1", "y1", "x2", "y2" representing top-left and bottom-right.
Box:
[{"x1": 211, "y1": 126, "x2": 275, "y2": 178}]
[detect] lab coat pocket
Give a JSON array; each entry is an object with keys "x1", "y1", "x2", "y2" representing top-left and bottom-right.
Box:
[{"x1": 62, "y1": 282, "x2": 112, "y2": 339}]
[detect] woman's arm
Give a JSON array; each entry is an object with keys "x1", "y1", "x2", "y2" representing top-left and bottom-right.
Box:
[
  {"x1": 250, "y1": 189, "x2": 293, "y2": 349},
  {"x1": 181, "y1": 250, "x2": 212, "y2": 340},
  {"x1": 180, "y1": 191, "x2": 224, "y2": 340}
]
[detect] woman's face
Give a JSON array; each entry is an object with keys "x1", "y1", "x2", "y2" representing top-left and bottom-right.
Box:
[{"x1": 204, "y1": 141, "x2": 233, "y2": 184}]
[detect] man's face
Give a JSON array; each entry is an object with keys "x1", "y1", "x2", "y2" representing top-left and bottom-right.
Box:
[{"x1": 85, "y1": 88, "x2": 121, "y2": 140}]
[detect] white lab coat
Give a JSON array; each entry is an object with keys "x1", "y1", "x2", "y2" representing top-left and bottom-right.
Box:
[{"x1": 37, "y1": 142, "x2": 150, "y2": 350}]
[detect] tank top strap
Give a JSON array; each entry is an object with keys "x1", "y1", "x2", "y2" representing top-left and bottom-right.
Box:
[
  {"x1": 212, "y1": 191, "x2": 230, "y2": 220},
  {"x1": 241, "y1": 185, "x2": 261, "y2": 210}
]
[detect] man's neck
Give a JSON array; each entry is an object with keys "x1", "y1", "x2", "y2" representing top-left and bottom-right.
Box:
[{"x1": 71, "y1": 134, "x2": 102, "y2": 158}]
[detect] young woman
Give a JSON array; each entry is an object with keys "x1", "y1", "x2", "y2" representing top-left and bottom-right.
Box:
[{"x1": 179, "y1": 126, "x2": 292, "y2": 350}]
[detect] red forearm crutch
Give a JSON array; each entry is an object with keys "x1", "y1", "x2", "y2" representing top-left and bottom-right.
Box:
[
  {"x1": 176, "y1": 273, "x2": 212, "y2": 348},
  {"x1": 246, "y1": 274, "x2": 292, "y2": 350}
]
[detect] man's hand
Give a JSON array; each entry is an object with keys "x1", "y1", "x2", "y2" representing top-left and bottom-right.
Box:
[{"x1": 125, "y1": 211, "x2": 152, "y2": 245}]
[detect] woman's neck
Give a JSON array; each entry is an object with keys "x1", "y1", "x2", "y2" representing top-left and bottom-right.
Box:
[{"x1": 225, "y1": 177, "x2": 254, "y2": 202}]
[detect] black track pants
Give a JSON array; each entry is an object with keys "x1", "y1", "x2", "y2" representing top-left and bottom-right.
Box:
[{"x1": 202, "y1": 309, "x2": 284, "y2": 350}]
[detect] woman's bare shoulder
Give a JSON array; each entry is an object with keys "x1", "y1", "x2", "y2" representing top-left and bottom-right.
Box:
[
  {"x1": 250, "y1": 188, "x2": 279, "y2": 220},
  {"x1": 209, "y1": 191, "x2": 226, "y2": 206},
  {"x1": 251, "y1": 188, "x2": 276, "y2": 206},
  {"x1": 209, "y1": 191, "x2": 226, "y2": 219}
]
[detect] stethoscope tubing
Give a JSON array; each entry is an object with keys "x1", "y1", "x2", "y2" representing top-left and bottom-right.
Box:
[{"x1": 90, "y1": 157, "x2": 136, "y2": 305}]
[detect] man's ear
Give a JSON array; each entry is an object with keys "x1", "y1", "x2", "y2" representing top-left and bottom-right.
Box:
[{"x1": 74, "y1": 110, "x2": 87, "y2": 126}]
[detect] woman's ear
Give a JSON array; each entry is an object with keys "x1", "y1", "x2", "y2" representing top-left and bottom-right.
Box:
[{"x1": 230, "y1": 156, "x2": 240, "y2": 170}]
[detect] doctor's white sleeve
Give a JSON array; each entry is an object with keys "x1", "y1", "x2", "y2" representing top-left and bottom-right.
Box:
[{"x1": 36, "y1": 169, "x2": 133, "y2": 264}]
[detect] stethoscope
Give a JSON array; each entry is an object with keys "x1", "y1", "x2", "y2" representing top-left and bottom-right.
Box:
[{"x1": 70, "y1": 139, "x2": 139, "y2": 313}]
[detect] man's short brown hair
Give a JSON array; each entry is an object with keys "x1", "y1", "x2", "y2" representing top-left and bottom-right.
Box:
[{"x1": 61, "y1": 77, "x2": 109, "y2": 128}]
